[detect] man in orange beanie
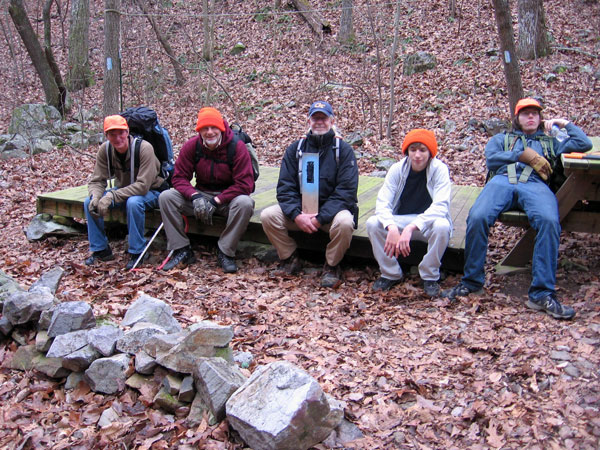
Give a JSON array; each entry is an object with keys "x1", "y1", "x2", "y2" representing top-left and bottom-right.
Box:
[
  {"x1": 443, "y1": 98, "x2": 592, "y2": 319},
  {"x1": 158, "y1": 107, "x2": 255, "y2": 272},
  {"x1": 366, "y1": 129, "x2": 451, "y2": 297},
  {"x1": 84, "y1": 115, "x2": 165, "y2": 269}
]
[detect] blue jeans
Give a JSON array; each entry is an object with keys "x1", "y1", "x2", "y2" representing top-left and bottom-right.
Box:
[
  {"x1": 462, "y1": 175, "x2": 560, "y2": 299},
  {"x1": 84, "y1": 189, "x2": 160, "y2": 255}
]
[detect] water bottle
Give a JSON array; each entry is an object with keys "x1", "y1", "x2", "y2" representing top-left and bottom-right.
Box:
[{"x1": 550, "y1": 125, "x2": 568, "y2": 143}]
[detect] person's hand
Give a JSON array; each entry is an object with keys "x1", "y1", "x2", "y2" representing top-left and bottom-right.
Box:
[
  {"x1": 192, "y1": 196, "x2": 216, "y2": 225},
  {"x1": 88, "y1": 196, "x2": 100, "y2": 216},
  {"x1": 384, "y1": 225, "x2": 401, "y2": 258},
  {"x1": 519, "y1": 147, "x2": 552, "y2": 181},
  {"x1": 97, "y1": 193, "x2": 114, "y2": 217},
  {"x1": 295, "y1": 213, "x2": 318, "y2": 233},
  {"x1": 544, "y1": 118, "x2": 569, "y2": 134}
]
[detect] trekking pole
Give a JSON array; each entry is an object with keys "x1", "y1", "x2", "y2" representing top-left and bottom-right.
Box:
[
  {"x1": 130, "y1": 222, "x2": 164, "y2": 271},
  {"x1": 157, "y1": 215, "x2": 189, "y2": 271}
]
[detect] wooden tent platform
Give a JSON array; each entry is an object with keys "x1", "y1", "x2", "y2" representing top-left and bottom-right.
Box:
[{"x1": 36, "y1": 167, "x2": 483, "y2": 271}]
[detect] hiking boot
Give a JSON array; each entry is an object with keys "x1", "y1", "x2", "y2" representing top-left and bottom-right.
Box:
[
  {"x1": 526, "y1": 294, "x2": 575, "y2": 320},
  {"x1": 372, "y1": 276, "x2": 401, "y2": 292},
  {"x1": 275, "y1": 251, "x2": 302, "y2": 275},
  {"x1": 321, "y1": 264, "x2": 342, "y2": 288},
  {"x1": 126, "y1": 252, "x2": 149, "y2": 270},
  {"x1": 423, "y1": 280, "x2": 441, "y2": 297},
  {"x1": 217, "y1": 249, "x2": 238, "y2": 273},
  {"x1": 441, "y1": 282, "x2": 484, "y2": 301},
  {"x1": 162, "y1": 246, "x2": 196, "y2": 271},
  {"x1": 84, "y1": 248, "x2": 114, "y2": 266}
]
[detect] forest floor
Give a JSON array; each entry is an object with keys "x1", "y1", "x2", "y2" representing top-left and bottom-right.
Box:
[{"x1": 1, "y1": 0, "x2": 600, "y2": 448}]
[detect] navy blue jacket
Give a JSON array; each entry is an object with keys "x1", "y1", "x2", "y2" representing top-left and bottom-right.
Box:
[{"x1": 277, "y1": 129, "x2": 359, "y2": 225}]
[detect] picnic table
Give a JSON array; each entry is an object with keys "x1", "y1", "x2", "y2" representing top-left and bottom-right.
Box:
[{"x1": 497, "y1": 136, "x2": 600, "y2": 270}]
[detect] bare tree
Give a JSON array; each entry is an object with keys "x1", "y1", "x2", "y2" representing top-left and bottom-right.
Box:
[
  {"x1": 491, "y1": 0, "x2": 523, "y2": 116},
  {"x1": 8, "y1": 0, "x2": 65, "y2": 114},
  {"x1": 386, "y1": 0, "x2": 402, "y2": 139},
  {"x1": 67, "y1": 0, "x2": 92, "y2": 91},
  {"x1": 134, "y1": 0, "x2": 185, "y2": 86},
  {"x1": 202, "y1": 0, "x2": 214, "y2": 61},
  {"x1": 366, "y1": 3, "x2": 383, "y2": 139},
  {"x1": 103, "y1": 0, "x2": 121, "y2": 116},
  {"x1": 338, "y1": 0, "x2": 354, "y2": 45},
  {"x1": 517, "y1": 0, "x2": 550, "y2": 60}
]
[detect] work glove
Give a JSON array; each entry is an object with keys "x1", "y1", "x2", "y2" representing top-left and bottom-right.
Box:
[
  {"x1": 97, "y1": 192, "x2": 114, "y2": 217},
  {"x1": 88, "y1": 196, "x2": 100, "y2": 217},
  {"x1": 192, "y1": 195, "x2": 216, "y2": 225},
  {"x1": 519, "y1": 147, "x2": 552, "y2": 181}
]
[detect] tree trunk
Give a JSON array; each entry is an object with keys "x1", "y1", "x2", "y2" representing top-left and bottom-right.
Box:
[
  {"x1": 386, "y1": 1, "x2": 402, "y2": 139},
  {"x1": 291, "y1": 0, "x2": 331, "y2": 37},
  {"x1": 338, "y1": 0, "x2": 354, "y2": 44},
  {"x1": 517, "y1": 0, "x2": 550, "y2": 60},
  {"x1": 67, "y1": 0, "x2": 92, "y2": 91},
  {"x1": 366, "y1": 3, "x2": 383, "y2": 139},
  {"x1": 8, "y1": 0, "x2": 63, "y2": 114},
  {"x1": 202, "y1": 0, "x2": 214, "y2": 61},
  {"x1": 491, "y1": 0, "x2": 523, "y2": 117},
  {"x1": 134, "y1": 0, "x2": 185, "y2": 86},
  {"x1": 103, "y1": 0, "x2": 121, "y2": 116}
]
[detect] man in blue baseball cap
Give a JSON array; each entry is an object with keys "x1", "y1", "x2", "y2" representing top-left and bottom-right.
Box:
[{"x1": 261, "y1": 100, "x2": 359, "y2": 288}]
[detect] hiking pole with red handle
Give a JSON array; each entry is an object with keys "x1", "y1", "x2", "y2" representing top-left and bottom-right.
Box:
[
  {"x1": 129, "y1": 222, "x2": 164, "y2": 271},
  {"x1": 157, "y1": 215, "x2": 189, "y2": 270}
]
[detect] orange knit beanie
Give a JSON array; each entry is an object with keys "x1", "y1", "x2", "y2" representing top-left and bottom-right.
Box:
[
  {"x1": 401, "y1": 129, "x2": 438, "y2": 158},
  {"x1": 195, "y1": 107, "x2": 225, "y2": 132}
]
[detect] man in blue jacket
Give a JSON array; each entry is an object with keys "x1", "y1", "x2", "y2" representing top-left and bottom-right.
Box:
[
  {"x1": 261, "y1": 101, "x2": 359, "y2": 288},
  {"x1": 443, "y1": 98, "x2": 592, "y2": 319}
]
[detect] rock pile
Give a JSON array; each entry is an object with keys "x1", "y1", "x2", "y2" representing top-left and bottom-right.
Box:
[{"x1": 0, "y1": 266, "x2": 363, "y2": 449}]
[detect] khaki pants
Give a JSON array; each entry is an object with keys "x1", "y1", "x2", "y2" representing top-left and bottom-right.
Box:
[
  {"x1": 260, "y1": 205, "x2": 354, "y2": 267},
  {"x1": 158, "y1": 188, "x2": 254, "y2": 257}
]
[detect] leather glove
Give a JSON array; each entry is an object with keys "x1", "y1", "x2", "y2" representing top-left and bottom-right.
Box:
[
  {"x1": 192, "y1": 195, "x2": 216, "y2": 225},
  {"x1": 88, "y1": 196, "x2": 100, "y2": 216},
  {"x1": 519, "y1": 147, "x2": 552, "y2": 181},
  {"x1": 97, "y1": 193, "x2": 114, "y2": 217}
]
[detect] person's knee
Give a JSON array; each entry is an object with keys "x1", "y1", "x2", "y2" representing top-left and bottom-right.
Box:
[
  {"x1": 159, "y1": 189, "x2": 175, "y2": 208},
  {"x1": 232, "y1": 195, "x2": 254, "y2": 214},
  {"x1": 432, "y1": 219, "x2": 451, "y2": 236},
  {"x1": 366, "y1": 215, "x2": 380, "y2": 235},
  {"x1": 260, "y1": 205, "x2": 279, "y2": 224}
]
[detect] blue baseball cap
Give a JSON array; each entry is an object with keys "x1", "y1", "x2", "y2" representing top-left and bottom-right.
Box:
[{"x1": 308, "y1": 101, "x2": 334, "y2": 118}]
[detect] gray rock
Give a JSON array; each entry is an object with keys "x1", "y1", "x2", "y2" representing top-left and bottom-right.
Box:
[
  {"x1": 11, "y1": 328, "x2": 28, "y2": 346},
  {"x1": 0, "y1": 316, "x2": 14, "y2": 336},
  {"x1": 550, "y1": 350, "x2": 572, "y2": 361},
  {"x1": 564, "y1": 363, "x2": 580, "y2": 378},
  {"x1": 375, "y1": 158, "x2": 396, "y2": 171},
  {"x1": 345, "y1": 131, "x2": 364, "y2": 147},
  {"x1": 47, "y1": 301, "x2": 96, "y2": 337},
  {"x1": 143, "y1": 332, "x2": 186, "y2": 358},
  {"x1": 8, "y1": 104, "x2": 62, "y2": 140},
  {"x1": 29, "y1": 266, "x2": 64, "y2": 295},
  {"x1": 35, "y1": 330, "x2": 53, "y2": 353},
  {"x1": 3, "y1": 345, "x2": 42, "y2": 370},
  {"x1": 369, "y1": 170, "x2": 388, "y2": 178},
  {"x1": 544, "y1": 73, "x2": 558, "y2": 83},
  {"x1": 116, "y1": 322, "x2": 167, "y2": 355},
  {"x1": 230, "y1": 42, "x2": 246, "y2": 55},
  {"x1": 194, "y1": 357, "x2": 247, "y2": 422},
  {"x1": 163, "y1": 373, "x2": 183, "y2": 395},
  {"x1": 0, "y1": 134, "x2": 28, "y2": 160},
  {"x1": 233, "y1": 351, "x2": 253, "y2": 369},
  {"x1": 65, "y1": 372, "x2": 85, "y2": 390},
  {"x1": 32, "y1": 354, "x2": 70, "y2": 378},
  {"x1": 134, "y1": 350, "x2": 157, "y2": 375},
  {"x1": 226, "y1": 361, "x2": 343, "y2": 450},
  {"x1": 443, "y1": 120, "x2": 457, "y2": 133},
  {"x1": 126, "y1": 373, "x2": 153, "y2": 390},
  {"x1": 38, "y1": 308, "x2": 55, "y2": 330},
  {"x1": 62, "y1": 344, "x2": 100, "y2": 372},
  {"x1": 187, "y1": 321, "x2": 234, "y2": 347},
  {"x1": 153, "y1": 387, "x2": 187, "y2": 414},
  {"x1": 403, "y1": 51, "x2": 437, "y2": 75},
  {"x1": 47, "y1": 329, "x2": 89, "y2": 358},
  {"x1": 322, "y1": 418, "x2": 364, "y2": 447},
  {"x1": 186, "y1": 392, "x2": 217, "y2": 427},
  {"x1": 98, "y1": 407, "x2": 120, "y2": 428},
  {"x1": 179, "y1": 376, "x2": 195, "y2": 403},
  {"x1": 121, "y1": 294, "x2": 182, "y2": 334},
  {"x1": 0, "y1": 270, "x2": 25, "y2": 303},
  {"x1": 26, "y1": 214, "x2": 84, "y2": 241},
  {"x1": 85, "y1": 353, "x2": 132, "y2": 394},
  {"x1": 481, "y1": 118, "x2": 509, "y2": 137},
  {"x1": 3, "y1": 289, "x2": 56, "y2": 325},
  {"x1": 88, "y1": 325, "x2": 123, "y2": 357}
]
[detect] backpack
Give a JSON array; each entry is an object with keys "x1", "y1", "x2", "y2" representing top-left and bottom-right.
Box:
[
  {"x1": 194, "y1": 123, "x2": 260, "y2": 187},
  {"x1": 486, "y1": 132, "x2": 564, "y2": 192},
  {"x1": 106, "y1": 106, "x2": 175, "y2": 189}
]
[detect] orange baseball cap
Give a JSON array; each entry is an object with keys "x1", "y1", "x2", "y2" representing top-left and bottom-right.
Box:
[
  {"x1": 402, "y1": 129, "x2": 438, "y2": 158},
  {"x1": 514, "y1": 98, "x2": 542, "y2": 116},
  {"x1": 103, "y1": 115, "x2": 129, "y2": 133}
]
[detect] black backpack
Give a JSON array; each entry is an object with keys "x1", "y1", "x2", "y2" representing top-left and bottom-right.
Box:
[
  {"x1": 106, "y1": 106, "x2": 175, "y2": 189},
  {"x1": 194, "y1": 123, "x2": 260, "y2": 186}
]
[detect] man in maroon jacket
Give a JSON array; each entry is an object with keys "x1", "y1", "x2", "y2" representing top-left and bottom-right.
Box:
[{"x1": 158, "y1": 107, "x2": 255, "y2": 272}]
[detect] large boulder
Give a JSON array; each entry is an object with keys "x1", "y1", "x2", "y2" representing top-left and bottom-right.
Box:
[
  {"x1": 47, "y1": 301, "x2": 96, "y2": 337},
  {"x1": 226, "y1": 361, "x2": 344, "y2": 450},
  {"x1": 85, "y1": 353, "x2": 133, "y2": 394},
  {"x1": 403, "y1": 51, "x2": 437, "y2": 75},
  {"x1": 3, "y1": 289, "x2": 56, "y2": 325},
  {"x1": 8, "y1": 104, "x2": 62, "y2": 140},
  {"x1": 121, "y1": 294, "x2": 182, "y2": 334}
]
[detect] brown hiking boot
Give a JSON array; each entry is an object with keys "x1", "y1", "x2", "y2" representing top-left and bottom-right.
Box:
[
  {"x1": 321, "y1": 264, "x2": 342, "y2": 288},
  {"x1": 274, "y1": 251, "x2": 302, "y2": 275}
]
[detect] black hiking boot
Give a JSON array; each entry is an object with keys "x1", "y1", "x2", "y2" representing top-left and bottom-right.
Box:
[
  {"x1": 84, "y1": 248, "x2": 114, "y2": 266},
  {"x1": 321, "y1": 264, "x2": 342, "y2": 288},
  {"x1": 372, "y1": 276, "x2": 402, "y2": 292},
  {"x1": 217, "y1": 249, "x2": 238, "y2": 273},
  {"x1": 423, "y1": 280, "x2": 441, "y2": 297},
  {"x1": 126, "y1": 252, "x2": 149, "y2": 270},
  {"x1": 162, "y1": 246, "x2": 196, "y2": 271},
  {"x1": 441, "y1": 282, "x2": 484, "y2": 301},
  {"x1": 273, "y1": 251, "x2": 302, "y2": 276},
  {"x1": 526, "y1": 294, "x2": 575, "y2": 320}
]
